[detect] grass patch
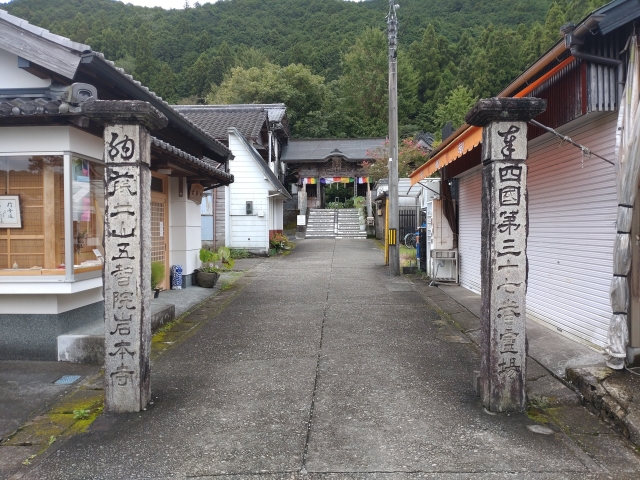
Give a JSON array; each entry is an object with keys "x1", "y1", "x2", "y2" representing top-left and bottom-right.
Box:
[
  {"x1": 399, "y1": 245, "x2": 417, "y2": 267},
  {"x1": 229, "y1": 248, "x2": 251, "y2": 259}
]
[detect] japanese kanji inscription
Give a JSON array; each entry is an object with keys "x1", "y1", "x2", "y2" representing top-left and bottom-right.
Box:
[{"x1": 103, "y1": 123, "x2": 151, "y2": 413}]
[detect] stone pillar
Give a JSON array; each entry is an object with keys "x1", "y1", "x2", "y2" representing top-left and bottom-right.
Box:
[
  {"x1": 84, "y1": 100, "x2": 167, "y2": 413},
  {"x1": 466, "y1": 97, "x2": 546, "y2": 412}
]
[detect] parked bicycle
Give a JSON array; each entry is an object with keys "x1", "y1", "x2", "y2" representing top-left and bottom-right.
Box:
[{"x1": 404, "y1": 232, "x2": 417, "y2": 248}]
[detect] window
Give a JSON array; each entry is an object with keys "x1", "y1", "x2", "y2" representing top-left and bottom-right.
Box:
[
  {"x1": 0, "y1": 156, "x2": 64, "y2": 273},
  {"x1": 0, "y1": 155, "x2": 105, "y2": 277},
  {"x1": 72, "y1": 157, "x2": 104, "y2": 270}
]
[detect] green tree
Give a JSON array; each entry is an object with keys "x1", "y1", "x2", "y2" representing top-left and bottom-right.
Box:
[
  {"x1": 408, "y1": 24, "x2": 451, "y2": 104},
  {"x1": 363, "y1": 137, "x2": 429, "y2": 182},
  {"x1": 208, "y1": 62, "x2": 328, "y2": 135},
  {"x1": 339, "y1": 28, "x2": 418, "y2": 137},
  {"x1": 433, "y1": 85, "x2": 477, "y2": 135},
  {"x1": 543, "y1": 2, "x2": 566, "y2": 48},
  {"x1": 182, "y1": 52, "x2": 213, "y2": 98},
  {"x1": 133, "y1": 26, "x2": 158, "y2": 87},
  {"x1": 153, "y1": 63, "x2": 179, "y2": 103}
]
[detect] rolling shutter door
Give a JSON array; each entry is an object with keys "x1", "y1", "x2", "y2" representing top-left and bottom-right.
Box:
[
  {"x1": 457, "y1": 168, "x2": 482, "y2": 294},
  {"x1": 527, "y1": 113, "x2": 617, "y2": 349}
]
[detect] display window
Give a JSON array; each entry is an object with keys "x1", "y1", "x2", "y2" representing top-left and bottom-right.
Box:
[
  {"x1": 72, "y1": 157, "x2": 104, "y2": 272},
  {"x1": 0, "y1": 154, "x2": 105, "y2": 278}
]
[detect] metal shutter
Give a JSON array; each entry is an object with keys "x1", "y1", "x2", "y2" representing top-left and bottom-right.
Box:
[
  {"x1": 457, "y1": 168, "x2": 482, "y2": 294},
  {"x1": 527, "y1": 113, "x2": 617, "y2": 349}
]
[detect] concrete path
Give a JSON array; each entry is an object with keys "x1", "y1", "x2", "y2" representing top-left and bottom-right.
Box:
[{"x1": 17, "y1": 240, "x2": 640, "y2": 479}]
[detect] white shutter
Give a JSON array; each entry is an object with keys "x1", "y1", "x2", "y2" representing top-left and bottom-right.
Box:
[
  {"x1": 527, "y1": 113, "x2": 617, "y2": 349},
  {"x1": 458, "y1": 168, "x2": 482, "y2": 293}
]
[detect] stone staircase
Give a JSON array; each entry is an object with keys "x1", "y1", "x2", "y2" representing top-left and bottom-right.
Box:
[{"x1": 306, "y1": 208, "x2": 366, "y2": 239}]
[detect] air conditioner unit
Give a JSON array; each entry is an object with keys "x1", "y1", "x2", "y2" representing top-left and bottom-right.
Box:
[{"x1": 430, "y1": 248, "x2": 458, "y2": 283}]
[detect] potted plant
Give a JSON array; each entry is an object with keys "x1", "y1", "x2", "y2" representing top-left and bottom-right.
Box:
[
  {"x1": 151, "y1": 261, "x2": 165, "y2": 298},
  {"x1": 197, "y1": 247, "x2": 235, "y2": 288},
  {"x1": 269, "y1": 232, "x2": 293, "y2": 255}
]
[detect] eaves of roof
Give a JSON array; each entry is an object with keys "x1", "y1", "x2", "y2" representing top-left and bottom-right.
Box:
[
  {"x1": 80, "y1": 53, "x2": 232, "y2": 161},
  {"x1": 0, "y1": 8, "x2": 233, "y2": 163},
  {"x1": 0, "y1": 9, "x2": 89, "y2": 52},
  {"x1": 229, "y1": 127, "x2": 291, "y2": 200},
  {"x1": 151, "y1": 137, "x2": 233, "y2": 185},
  {"x1": 408, "y1": 1, "x2": 625, "y2": 184}
]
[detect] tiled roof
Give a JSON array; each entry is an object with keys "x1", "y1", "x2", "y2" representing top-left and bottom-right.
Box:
[
  {"x1": 0, "y1": 98, "x2": 65, "y2": 116},
  {"x1": 89, "y1": 54, "x2": 230, "y2": 155},
  {"x1": 281, "y1": 138, "x2": 386, "y2": 163},
  {"x1": 174, "y1": 106, "x2": 268, "y2": 141},
  {"x1": 198, "y1": 103, "x2": 287, "y2": 123},
  {"x1": 0, "y1": 9, "x2": 90, "y2": 53},
  {"x1": 0, "y1": 9, "x2": 231, "y2": 158},
  {"x1": 151, "y1": 137, "x2": 233, "y2": 183}
]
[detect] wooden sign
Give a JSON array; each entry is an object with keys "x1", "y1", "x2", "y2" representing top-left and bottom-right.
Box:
[
  {"x1": 188, "y1": 183, "x2": 204, "y2": 205},
  {"x1": 0, "y1": 195, "x2": 21, "y2": 228}
]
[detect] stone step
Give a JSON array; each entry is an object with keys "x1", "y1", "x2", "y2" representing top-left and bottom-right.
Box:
[{"x1": 57, "y1": 303, "x2": 175, "y2": 364}]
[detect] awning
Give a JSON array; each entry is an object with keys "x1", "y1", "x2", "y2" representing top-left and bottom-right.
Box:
[
  {"x1": 409, "y1": 56, "x2": 576, "y2": 185},
  {"x1": 410, "y1": 126, "x2": 481, "y2": 183}
]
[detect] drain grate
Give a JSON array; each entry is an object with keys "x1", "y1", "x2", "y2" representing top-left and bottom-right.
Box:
[{"x1": 54, "y1": 375, "x2": 81, "y2": 385}]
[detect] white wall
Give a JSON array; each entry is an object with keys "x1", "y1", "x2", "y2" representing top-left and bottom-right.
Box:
[
  {"x1": 0, "y1": 284, "x2": 103, "y2": 314},
  {"x1": 0, "y1": 125, "x2": 103, "y2": 158},
  {"x1": 273, "y1": 199, "x2": 284, "y2": 231},
  {"x1": 0, "y1": 48, "x2": 51, "y2": 89},
  {"x1": 228, "y1": 133, "x2": 271, "y2": 253},
  {"x1": 169, "y1": 177, "x2": 202, "y2": 275}
]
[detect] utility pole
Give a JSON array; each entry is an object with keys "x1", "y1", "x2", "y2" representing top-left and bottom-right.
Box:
[{"x1": 387, "y1": 0, "x2": 400, "y2": 275}]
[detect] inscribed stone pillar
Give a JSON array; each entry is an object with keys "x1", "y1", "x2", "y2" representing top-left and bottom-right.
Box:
[
  {"x1": 83, "y1": 100, "x2": 168, "y2": 413},
  {"x1": 466, "y1": 97, "x2": 546, "y2": 412}
]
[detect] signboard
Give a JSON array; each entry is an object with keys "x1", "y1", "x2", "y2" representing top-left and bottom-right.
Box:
[
  {"x1": 188, "y1": 183, "x2": 204, "y2": 205},
  {"x1": 297, "y1": 215, "x2": 306, "y2": 226},
  {"x1": 0, "y1": 195, "x2": 21, "y2": 228}
]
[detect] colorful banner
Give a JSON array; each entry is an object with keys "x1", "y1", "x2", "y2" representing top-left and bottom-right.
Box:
[
  {"x1": 303, "y1": 177, "x2": 317, "y2": 185},
  {"x1": 358, "y1": 176, "x2": 369, "y2": 184}
]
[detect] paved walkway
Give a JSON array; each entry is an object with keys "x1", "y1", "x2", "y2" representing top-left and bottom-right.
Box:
[{"x1": 15, "y1": 240, "x2": 640, "y2": 479}]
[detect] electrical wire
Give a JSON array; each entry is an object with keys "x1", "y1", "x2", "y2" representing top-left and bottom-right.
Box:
[{"x1": 528, "y1": 119, "x2": 614, "y2": 165}]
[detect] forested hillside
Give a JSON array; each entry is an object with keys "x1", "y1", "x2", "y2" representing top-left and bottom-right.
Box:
[{"x1": 3, "y1": 0, "x2": 609, "y2": 138}]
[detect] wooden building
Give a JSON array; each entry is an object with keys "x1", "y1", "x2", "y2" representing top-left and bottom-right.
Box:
[
  {"x1": 281, "y1": 138, "x2": 385, "y2": 209},
  {"x1": 410, "y1": 0, "x2": 640, "y2": 362},
  {"x1": 0, "y1": 10, "x2": 234, "y2": 360}
]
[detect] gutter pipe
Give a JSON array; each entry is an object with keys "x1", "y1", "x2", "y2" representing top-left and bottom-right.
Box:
[{"x1": 563, "y1": 15, "x2": 624, "y2": 102}]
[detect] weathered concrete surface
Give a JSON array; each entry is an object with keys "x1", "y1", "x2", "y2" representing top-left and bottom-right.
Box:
[
  {"x1": 568, "y1": 364, "x2": 640, "y2": 448},
  {"x1": 16, "y1": 240, "x2": 640, "y2": 478}
]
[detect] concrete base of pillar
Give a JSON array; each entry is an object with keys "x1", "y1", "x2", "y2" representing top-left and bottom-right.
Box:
[{"x1": 57, "y1": 303, "x2": 175, "y2": 364}]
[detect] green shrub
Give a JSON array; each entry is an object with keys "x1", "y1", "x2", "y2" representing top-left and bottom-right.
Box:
[
  {"x1": 230, "y1": 248, "x2": 250, "y2": 259},
  {"x1": 151, "y1": 261, "x2": 165, "y2": 290},
  {"x1": 270, "y1": 232, "x2": 294, "y2": 250},
  {"x1": 199, "y1": 247, "x2": 235, "y2": 272}
]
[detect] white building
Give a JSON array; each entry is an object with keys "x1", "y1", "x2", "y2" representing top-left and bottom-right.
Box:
[{"x1": 0, "y1": 10, "x2": 234, "y2": 360}]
